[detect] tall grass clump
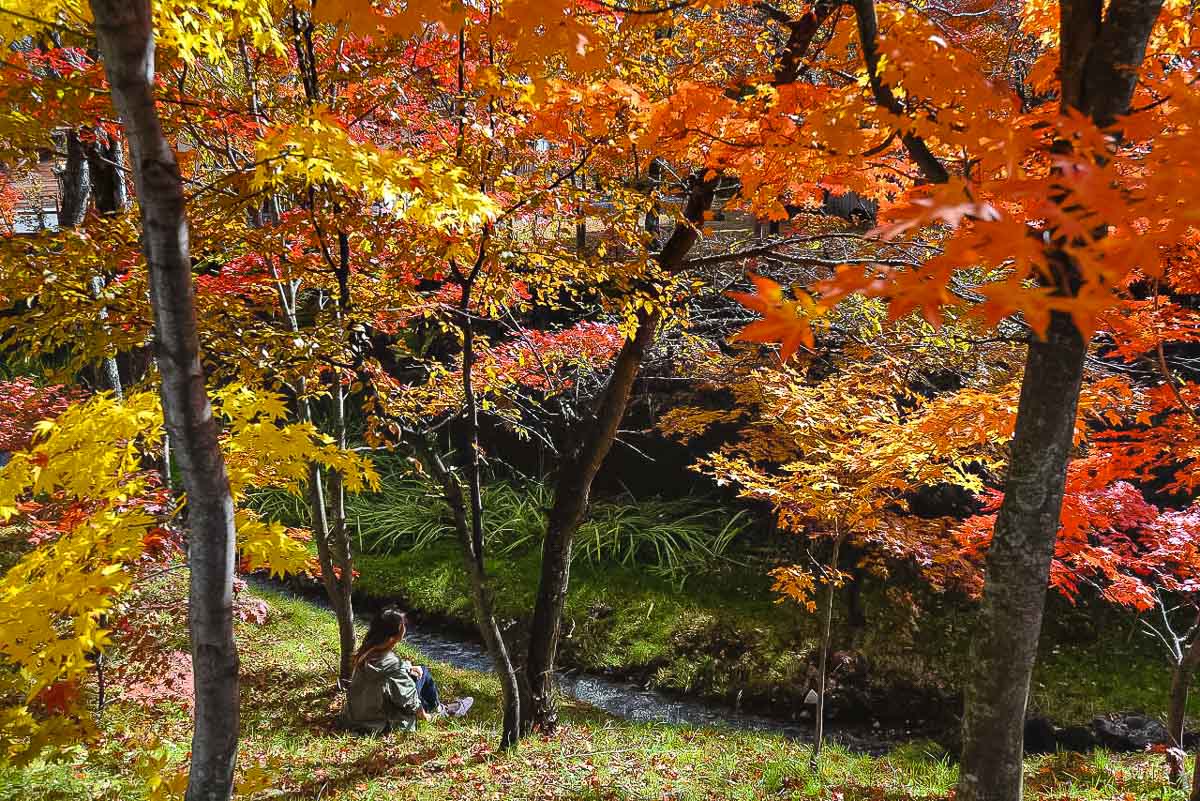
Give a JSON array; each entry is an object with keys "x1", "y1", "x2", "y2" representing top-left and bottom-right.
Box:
[{"x1": 250, "y1": 462, "x2": 749, "y2": 584}]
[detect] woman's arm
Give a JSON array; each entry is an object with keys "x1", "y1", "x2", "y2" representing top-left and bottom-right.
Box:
[{"x1": 380, "y1": 658, "x2": 421, "y2": 716}]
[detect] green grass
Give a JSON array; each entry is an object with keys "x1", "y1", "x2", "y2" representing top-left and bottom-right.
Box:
[{"x1": 3, "y1": 583, "x2": 1187, "y2": 801}]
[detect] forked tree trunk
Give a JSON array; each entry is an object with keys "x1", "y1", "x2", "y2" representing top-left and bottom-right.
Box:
[
  {"x1": 956, "y1": 3, "x2": 1163, "y2": 800},
  {"x1": 89, "y1": 4, "x2": 240, "y2": 801},
  {"x1": 58, "y1": 127, "x2": 123, "y2": 397},
  {"x1": 88, "y1": 130, "x2": 129, "y2": 398},
  {"x1": 86, "y1": 133, "x2": 129, "y2": 214},
  {"x1": 524, "y1": 177, "x2": 716, "y2": 733}
]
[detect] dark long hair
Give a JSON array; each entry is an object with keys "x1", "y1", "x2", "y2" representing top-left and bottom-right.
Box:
[{"x1": 352, "y1": 606, "x2": 407, "y2": 672}]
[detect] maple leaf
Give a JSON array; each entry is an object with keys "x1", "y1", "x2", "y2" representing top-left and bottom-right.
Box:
[{"x1": 726, "y1": 274, "x2": 824, "y2": 362}]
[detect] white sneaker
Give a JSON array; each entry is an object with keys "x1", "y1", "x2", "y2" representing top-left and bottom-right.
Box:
[{"x1": 441, "y1": 697, "x2": 474, "y2": 718}]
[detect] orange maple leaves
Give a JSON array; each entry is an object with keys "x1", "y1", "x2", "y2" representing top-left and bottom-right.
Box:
[{"x1": 726, "y1": 274, "x2": 825, "y2": 361}]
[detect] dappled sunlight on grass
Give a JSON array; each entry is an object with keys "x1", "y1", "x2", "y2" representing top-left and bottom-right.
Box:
[{"x1": 4, "y1": 585, "x2": 1187, "y2": 800}]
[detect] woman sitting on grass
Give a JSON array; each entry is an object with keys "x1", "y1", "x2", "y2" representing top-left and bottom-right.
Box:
[{"x1": 341, "y1": 607, "x2": 473, "y2": 734}]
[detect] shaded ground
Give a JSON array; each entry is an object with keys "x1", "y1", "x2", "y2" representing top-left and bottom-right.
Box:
[{"x1": 4, "y1": 583, "x2": 1187, "y2": 801}]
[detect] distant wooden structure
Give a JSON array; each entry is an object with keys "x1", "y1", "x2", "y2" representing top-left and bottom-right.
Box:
[{"x1": 0, "y1": 153, "x2": 62, "y2": 234}]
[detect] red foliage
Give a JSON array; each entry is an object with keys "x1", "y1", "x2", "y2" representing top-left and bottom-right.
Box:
[
  {"x1": 0, "y1": 379, "x2": 78, "y2": 452},
  {"x1": 956, "y1": 470, "x2": 1200, "y2": 612},
  {"x1": 478, "y1": 321, "x2": 623, "y2": 390},
  {"x1": 36, "y1": 680, "x2": 81, "y2": 715}
]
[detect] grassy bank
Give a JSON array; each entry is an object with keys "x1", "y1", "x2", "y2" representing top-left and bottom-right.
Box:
[
  {"x1": 350, "y1": 542, "x2": 1185, "y2": 728},
  {"x1": 2, "y1": 584, "x2": 1187, "y2": 801},
  {"x1": 252, "y1": 473, "x2": 1185, "y2": 727}
]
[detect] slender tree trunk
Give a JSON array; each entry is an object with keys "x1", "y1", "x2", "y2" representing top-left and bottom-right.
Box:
[
  {"x1": 957, "y1": 6, "x2": 1162, "y2": 798},
  {"x1": 811, "y1": 529, "x2": 846, "y2": 768},
  {"x1": 1169, "y1": 660, "x2": 1189, "y2": 783},
  {"x1": 59, "y1": 130, "x2": 90, "y2": 227},
  {"x1": 89, "y1": 4, "x2": 240, "y2": 801},
  {"x1": 454, "y1": 242, "x2": 523, "y2": 747},
  {"x1": 1168, "y1": 634, "x2": 1200, "y2": 784},
  {"x1": 424, "y1": 440, "x2": 523, "y2": 748},
  {"x1": 59, "y1": 127, "x2": 120, "y2": 714},
  {"x1": 327, "y1": 383, "x2": 356, "y2": 685},
  {"x1": 524, "y1": 177, "x2": 716, "y2": 733}
]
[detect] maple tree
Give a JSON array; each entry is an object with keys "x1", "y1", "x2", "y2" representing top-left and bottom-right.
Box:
[{"x1": 0, "y1": 0, "x2": 1198, "y2": 798}]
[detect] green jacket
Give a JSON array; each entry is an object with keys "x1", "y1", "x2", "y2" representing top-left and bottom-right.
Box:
[{"x1": 341, "y1": 651, "x2": 420, "y2": 734}]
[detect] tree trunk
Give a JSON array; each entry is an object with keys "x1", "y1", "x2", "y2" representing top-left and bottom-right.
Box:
[
  {"x1": 958, "y1": 312, "x2": 1086, "y2": 801},
  {"x1": 327, "y1": 384, "x2": 356, "y2": 685},
  {"x1": 956, "y1": 3, "x2": 1163, "y2": 800},
  {"x1": 59, "y1": 130, "x2": 90, "y2": 227},
  {"x1": 811, "y1": 530, "x2": 847, "y2": 768},
  {"x1": 89, "y1": 4, "x2": 240, "y2": 801},
  {"x1": 86, "y1": 133, "x2": 129, "y2": 214},
  {"x1": 456, "y1": 251, "x2": 523, "y2": 747},
  {"x1": 58, "y1": 128, "x2": 125, "y2": 397},
  {"x1": 1168, "y1": 634, "x2": 1200, "y2": 784},
  {"x1": 87, "y1": 130, "x2": 128, "y2": 396},
  {"x1": 524, "y1": 177, "x2": 716, "y2": 733},
  {"x1": 416, "y1": 434, "x2": 523, "y2": 748},
  {"x1": 1169, "y1": 660, "x2": 1189, "y2": 783}
]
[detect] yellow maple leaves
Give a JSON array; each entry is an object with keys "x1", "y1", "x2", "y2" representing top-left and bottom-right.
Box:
[
  {"x1": 252, "y1": 107, "x2": 498, "y2": 232},
  {"x1": 0, "y1": 385, "x2": 377, "y2": 763}
]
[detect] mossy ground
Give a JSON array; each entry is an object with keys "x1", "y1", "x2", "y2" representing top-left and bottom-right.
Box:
[{"x1": 1, "y1": 585, "x2": 1188, "y2": 801}]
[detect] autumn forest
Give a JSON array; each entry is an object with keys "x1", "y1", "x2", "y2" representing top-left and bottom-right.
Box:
[{"x1": 0, "y1": 0, "x2": 1197, "y2": 799}]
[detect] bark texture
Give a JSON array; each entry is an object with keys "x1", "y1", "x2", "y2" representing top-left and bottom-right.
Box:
[
  {"x1": 59, "y1": 130, "x2": 91, "y2": 227},
  {"x1": 957, "y1": 312, "x2": 1087, "y2": 801},
  {"x1": 956, "y1": 2, "x2": 1163, "y2": 799},
  {"x1": 1168, "y1": 632, "x2": 1200, "y2": 784},
  {"x1": 88, "y1": 3, "x2": 240, "y2": 800},
  {"x1": 524, "y1": 177, "x2": 716, "y2": 733},
  {"x1": 86, "y1": 133, "x2": 129, "y2": 214}
]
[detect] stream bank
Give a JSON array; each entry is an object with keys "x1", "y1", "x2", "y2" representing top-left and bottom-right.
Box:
[{"x1": 266, "y1": 560, "x2": 1183, "y2": 756}]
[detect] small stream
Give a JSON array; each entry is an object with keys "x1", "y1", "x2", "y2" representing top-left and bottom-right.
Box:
[{"x1": 256, "y1": 578, "x2": 932, "y2": 754}]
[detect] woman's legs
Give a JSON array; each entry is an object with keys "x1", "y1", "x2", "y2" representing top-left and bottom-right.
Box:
[{"x1": 415, "y1": 666, "x2": 441, "y2": 713}]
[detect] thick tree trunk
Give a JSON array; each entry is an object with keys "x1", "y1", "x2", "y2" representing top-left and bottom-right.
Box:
[
  {"x1": 957, "y1": 5, "x2": 1162, "y2": 797},
  {"x1": 58, "y1": 127, "x2": 124, "y2": 397},
  {"x1": 87, "y1": 130, "x2": 128, "y2": 396},
  {"x1": 958, "y1": 312, "x2": 1086, "y2": 801},
  {"x1": 86, "y1": 133, "x2": 129, "y2": 214},
  {"x1": 524, "y1": 178, "x2": 716, "y2": 733},
  {"x1": 89, "y1": 4, "x2": 240, "y2": 801}
]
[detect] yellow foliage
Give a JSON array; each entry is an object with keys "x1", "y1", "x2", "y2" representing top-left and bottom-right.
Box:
[
  {"x1": 252, "y1": 107, "x2": 498, "y2": 232},
  {"x1": 0, "y1": 0, "x2": 284, "y2": 62},
  {"x1": 0, "y1": 385, "x2": 376, "y2": 764}
]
